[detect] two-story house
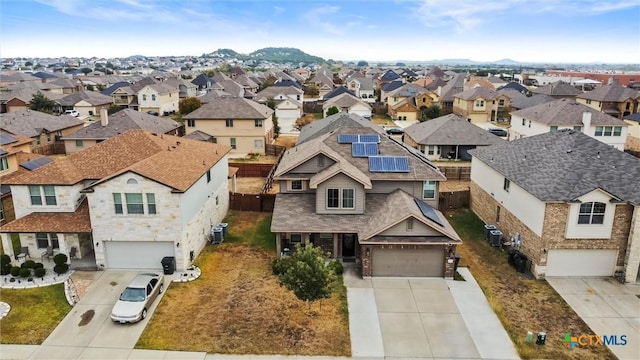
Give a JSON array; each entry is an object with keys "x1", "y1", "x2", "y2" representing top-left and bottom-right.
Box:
[
  {"x1": 531, "y1": 80, "x2": 582, "y2": 99},
  {"x1": 453, "y1": 87, "x2": 511, "y2": 123},
  {"x1": 254, "y1": 86, "x2": 304, "y2": 133},
  {"x1": 576, "y1": 84, "x2": 640, "y2": 120},
  {"x1": 183, "y1": 97, "x2": 274, "y2": 155},
  {"x1": 509, "y1": 98, "x2": 628, "y2": 150},
  {"x1": 469, "y1": 130, "x2": 640, "y2": 282},
  {"x1": 56, "y1": 90, "x2": 114, "y2": 120},
  {"x1": 137, "y1": 83, "x2": 179, "y2": 115},
  {"x1": 385, "y1": 84, "x2": 429, "y2": 119},
  {"x1": 1, "y1": 130, "x2": 231, "y2": 271},
  {"x1": 271, "y1": 121, "x2": 462, "y2": 278},
  {"x1": 345, "y1": 76, "x2": 375, "y2": 103}
]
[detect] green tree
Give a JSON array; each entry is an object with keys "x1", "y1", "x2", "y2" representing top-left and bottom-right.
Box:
[
  {"x1": 24, "y1": 61, "x2": 33, "y2": 67},
  {"x1": 277, "y1": 244, "x2": 332, "y2": 310},
  {"x1": 420, "y1": 104, "x2": 442, "y2": 122},
  {"x1": 304, "y1": 84, "x2": 319, "y2": 97},
  {"x1": 258, "y1": 75, "x2": 277, "y2": 91},
  {"x1": 325, "y1": 106, "x2": 340, "y2": 117},
  {"x1": 86, "y1": 84, "x2": 94, "y2": 91},
  {"x1": 266, "y1": 97, "x2": 276, "y2": 110},
  {"x1": 357, "y1": 60, "x2": 369, "y2": 67},
  {"x1": 272, "y1": 113, "x2": 280, "y2": 139},
  {"x1": 30, "y1": 91, "x2": 57, "y2": 114},
  {"x1": 96, "y1": 84, "x2": 105, "y2": 91},
  {"x1": 179, "y1": 97, "x2": 202, "y2": 115},
  {"x1": 80, "y1": 67, "x2": 92, "y2": 75},
  {"x1": 107, "y1": 104, "x2": 124, "y2": 115}
]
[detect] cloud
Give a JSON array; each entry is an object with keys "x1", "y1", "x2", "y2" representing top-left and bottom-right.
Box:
[
  {"x1": 302, "y1": 5, "x2": 344, "y2": 35},
  {"x1": 273, "y1": 5, "x2": 285, "y2": 15}
]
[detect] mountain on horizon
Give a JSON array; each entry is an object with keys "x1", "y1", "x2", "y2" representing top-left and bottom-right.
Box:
[{"x1": 205, "y1": 47, "x2": 324, "y2": 64}]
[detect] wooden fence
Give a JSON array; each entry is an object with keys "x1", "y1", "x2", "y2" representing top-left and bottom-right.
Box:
[
  {"x1": 31, "y1": 142, "x2": 66, "y2": 156},
  {"x1": 228, "y1": 162, "x2": 275, "y2": 177},
  {"x1": 439, "y1": 166, "x2": 471, "y2": 181},
  {"x1": 439, "y1": 190, "x2": 470, "y2": 210},
  {"x1": 265, "y1": 144, "x2": 286, "y2": 156},
  {"x1": 229, "y1": 192, "x2": 276, "y2": 212}
]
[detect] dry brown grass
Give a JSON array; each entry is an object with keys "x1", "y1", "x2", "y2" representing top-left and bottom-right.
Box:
[
  {"x1": 231, "y1": 177, "x2": 279, "y2": 194},
  {"x1": 372, "y1": 114, "x2": 393, "y2": 126},
  {"x1": 137, "y1": 212, "x2": 350, "y2": 356},
  {"x1": 274, "y1": 136, "x2": 298, "y2": 149},
  {"x1": 449, "y1": 209, "x2": 616, "y2": 360},
  {"x1": 440, "y1": 180, "x2": 471, "y2": 192}
]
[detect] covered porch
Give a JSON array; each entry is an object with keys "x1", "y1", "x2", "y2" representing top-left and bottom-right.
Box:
[{"x1": 276, "y1": 232, "x2": 359, "y2": 261}]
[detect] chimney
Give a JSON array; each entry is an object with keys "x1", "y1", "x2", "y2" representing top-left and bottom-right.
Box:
[
  {"x1": 581, "y1": 111, "x2": 591, "y2": 133},
  {"x1": 100, "y1": 108, "x2": 108, "y2": 127}
]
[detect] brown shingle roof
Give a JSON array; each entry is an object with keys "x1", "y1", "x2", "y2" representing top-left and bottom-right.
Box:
[
  {"x1": 0, "y1": 110, "x2": 84, "y2": 137},
  {"x1": 511, "y1": 98, "x2": 628, "y2": 127},
  {"x1": 577, "y1": 84, "x2": 640, "y2": 102},
  {"x1": 184, "y1": 97, "x2": 273, "y2": 120},
  {"x1": 1, "y1": 199, "x2": 91, "y2": 233},
  {"x1": 532, "y1": 81, "x2": 582, "y2": 97}
]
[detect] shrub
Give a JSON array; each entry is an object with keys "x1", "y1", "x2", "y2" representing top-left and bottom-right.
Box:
[
  {"x1": 327, "y1": 259, "x2": 344, "y2": 275},
  {"x1": 0, "y1": 254, "x2": 11, "y2": 275},
  {"x1": 53, "y1": 253, "x2": 68, "y2": 265},
  {"x1": 34, "y1": 267, "x2": 46, "y2": 278},
  {"x1": 271, "y1": 256, "x2": 293, "y2": 275},
  {"x1": 54, "y1": 263, "x2": 69, "y2": 274},
  {"x1": 33, "y1": 262, "x2": 44, "y2": 269},
  {"x1": 10, "y1": 266, "x2": 21, "y2": 277},
  {"x1": 21, "y1": 260, "x2": 36, "y2": 269},
  {"x1": 19, "y1": 267, "x2": 31, "y2": 278}
]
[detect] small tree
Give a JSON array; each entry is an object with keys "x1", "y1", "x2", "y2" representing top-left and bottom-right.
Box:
[
  {"x1": 53, "y1": 253, "x2": 69, "y2": 274},
  {"x1": 0, "y1": 254, "x2": 12, "y2": 275},
  {"x1": 258, "y1": 75, "x2": 277, "y2": 91},
  {"x1": 420, "y1": 104, "x2": 442, "y2": 122},
  {"x1": 277, "y1": 244, "x2": 332, "y2": 310},
  {"x1": 266, "y1": 97, "x2": 276, "y2": 110},
  {"x1": 272, "y1": 114, "x2": 280, "y2": 139},
  {"x1": 179, "y1": 97, "x2": 202, "y2": 115},
  {"x1": 30, "y1": 91, "x2": 57, "y2": 114},
  {"x1": 86, "y1": 84, "x2": 94, "y2": 91},
  {"x1": 80, "y1": 67, "x2": 92, "y2": 75},
  {"x1": 325, "y1": 106, "x2": 339, "y2": 117},
  {"x1": 107, "y1": 104, "x2": 123, "y2": 115},
  {"x1": 304, "y1": 84, "x2": 319, "y2": 97}
]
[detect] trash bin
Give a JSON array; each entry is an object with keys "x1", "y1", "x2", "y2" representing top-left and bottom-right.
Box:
[
  {"x1": 536, "y1": 332, "x2": 546, "y2": 345},
  {"x1": 489, "y1": 230, "x2": 503, "y2": 247},
  {"x1": 218, "y1": 223, "x2": 228, "y2": 237},
  {"x1": 484, "y1": 224, "x2": 497, "y2": 241},
  {"x1": 161, "y1": 256, "x2": 176, "y2": 275},
  {"x1": 211, "y1": 226, "x2": 223, "y2": 244},
  {"x1": 514, "y1": 253, "x2": 528, "y2": 273},
  {"x1": 508, "y1": 250, "x2": 518, "y2": 267},
  {"x1": 454, "y1": 254, "x2": 461, "y2": 272}
]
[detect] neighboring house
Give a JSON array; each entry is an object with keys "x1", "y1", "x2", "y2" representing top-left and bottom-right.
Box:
[
  {"x1": 576, "y1": 84, "x2": 640, "y2": 120},
  {"x1": 509, "y1": 94, "x2": 555, "y2": 112},
  {"x1": 531, "y1": 80, "x2": 582, "y2": 99},
  {"x1": 464, "y1": 76, "x2": 497, "y2": 91},
  {"x1": 404, "y1": 114, "x2": 504, "y2": 161},
  {"x1": 164, "y1": 78, "x2": 198, "y2": 98},
  {"x1": 375, "y1": 69, "x2": 401, "y2": 88},
  {"x1": 509, "y1": 98, "x2": 628, "y2": 150},
  {"x1": 62, "y1": 108, "x2": 181, "y2": 153},
  {"x1": 271, "y1": 124, "x2": 462, "y2": 278},
  {"x1": 0, "y1": 110, "x2": 84, "y2": 154},
  {"x1": 297, "y1": 111, "x2": 384, "y2": 145},
  {"x1": 0, "y1": 130, "x2": 232, "y2": 272},
  {"x1": 469, "y1": 130, "x2": 640, "y2": 282},
  {"x1": 345, "y1": 76, "x2": 375, "y2": 103},
  {"x1": 385, "y1": 84, "x2": 428, "y2": 113},
  {"x1": 254, "y1": 85, "x2": 304, "y2": 131},
  {"x1": 191, "y1": 74, "x2": 213, "y2": 94},
  {"x1": 323, "y1": 93, "x2": 372, "y2": 119},
  {"x1": 453, "y1": 87, "x2": 510, "y2": 123},
  {"x1": 183, "y1": 97, "x2": 274, "y2": 155},
  {"x1": 322, "y1": 87, "x2": 355, "y2": 102},
  {"x1": 623, "y1": 113, "x2": 640, "y2": 151},
  {"x1": 309, "y1": 69, "x2": 334, "y2": 98},
  {"x1": 137, "y1": 83, "x2": 179, "y2": 115},
  {"x1": 56, "y1": 90, "x2": 113, "y2": 119},
  {"x1": 210, "y1": 73, "x2": 245, "y2": 98},
  {"x1": 437, "y1": 73, "x2": 465, "y2": 115}
]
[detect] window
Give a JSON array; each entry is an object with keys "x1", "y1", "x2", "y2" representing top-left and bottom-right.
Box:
[
  {"x1": 125, "y1": 193, "x2": 144, "y2": 214},
  {"x1": 142, "y1": 94, "x2": 147, "y2": 101},
  {"x1": 127, "y1": 178, "x2": 138, "y2": 185},
  {"x1": 29, "y1": 185, "x2": 56, "y2": 206},
  {"x1": 230, "y1": 138, "x2": 236, "y2": 150},
  {"x1": 113, "y1": 193, "x2": 123, "y2": 214},
  {"x1": 578, "y1": 202, "x2": 606, "y2": 224},
  {"x1": 215, "y1": 196, "x2": 219, "y2": 206},
  {"x1": 146, "y1": 193, "x2": 156, "y2": 214},
  {"x1": 550, "y1": 126, "x2": 558, "y2": 132},
  {"x1": 290, "y1": 180, "x2": 303, "y2": 191},
  {"x1": 254, "y1": 119, "x2": 263, "y2": 127},
  {"x1": 595, "y1": 126, "x2": 603, "y2": 136},
  {"x1": 342, "y1": 189, "x2": 355, "y2": 209},
  {"x1": 573, "y1": 126, "x2": 582, "y2": 132},
  {"x1": 475, "y1": 100, "x2": 485, "y2": 107},
  {"x1": 327, "y1": 188, "x2": 339, "y2": 208},
  {"x1": 46, "y1": 133, "x2": 51, "y2": 142},
  {"x1": 0, "y1": 202, "x2": 4, "y2": 220},
  {"x1": 0, "y1": 157, "x2": 8, "y2": 171},
  {"x1": 206, "y1": 170, "x2": 211, "y2": 183},
  {"x1": 36, "y1": 233, "x2": 59, "y2": 249},
  {"x1": 187, "y1": 119, "x2": 195, "y2": 127},
  {"x1": 528, "y1": 120, "x2": 531, "y2": 128},
  {"x1": 151, "y1": 94, "x2": 156, "y2": 101},
  {"x1": 586, "y1": 99, "x2": 592, "y2": 104},
  {"x1": 419, "y1": 145, "x2": 426, "y2": 154},
  {"x1": 225, "y1": 119, "x2": 234, "y2": 127},
  {"x1": 613, "y1": 127, "x2": 622, "y2": 136},
  {"x1": 503, "y1": 178, "x2": 510, "y2": 192},
  {"x1": 522, "y1": 118, "x2": 525, "y2": 126},
  {"x1": 291, "y1": 233, "x2": 302, "y2": 243},
  {"x1": 75, "y1": 140, "x2": 84, "y2": 147},
  {"x1": 428, "y1": 145, "x2": 435, "y2": 155},
  {"x1": 423, "y1": 181, "x2": 436, "y2": 199},
  {"x1": 255, "y1": 140, "x2": 263, "y2": 148},
  {"x1": 44, "y1": 186, "x2": 56, "y2": 205},
  {"x1": 296, "y1": 95, "x2": 301, "y2": 101},
  {"x1": 407, "y1": 218, "x2": 414, "y2": 231},
  {"x1": 498, "y1": 99, "x2": 505, "y2": 106},
  {"x1": 604, "y1": 126, "x2": 612, "y2": 136},
  {"x1": 496, "y1": 205, "x2": 501, "y2": 223}
]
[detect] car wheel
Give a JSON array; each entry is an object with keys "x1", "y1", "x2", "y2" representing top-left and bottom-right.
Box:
[
  {"x1": 159, "y1": 284, "x2": 164, "y2": 294},
  {"x1": 141, "y1": 308, "x2": 147, "y2": 320}
]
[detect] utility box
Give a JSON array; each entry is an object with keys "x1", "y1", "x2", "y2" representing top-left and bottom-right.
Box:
[
  {"x1": 218, "y1": 223, "x2": 228, "y2": 237},
  {"x1": 161, "y1": 256, "x2": 176, "y2": 275},
  {"x1": 489, "y1": 230, "x2": 503, "y2": 247},
  {"x1": 211, "y1": 226, "x2": 223, "y2": 244},
  {"x1": 484, "y1": 225, "x2": 497, "y2": 241}
]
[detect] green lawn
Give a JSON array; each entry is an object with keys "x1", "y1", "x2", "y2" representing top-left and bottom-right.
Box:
[{"x1": 0, "y1": 284, "x2": 72, "y2": 344}]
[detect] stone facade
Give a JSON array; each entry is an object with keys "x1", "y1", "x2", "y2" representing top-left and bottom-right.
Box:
[
  {"x1": 1, "y1": 194, "x2": 15, "y2": 226},
  {"x1": 623, "y1": 207, "x2": 640, "y2": 283}
]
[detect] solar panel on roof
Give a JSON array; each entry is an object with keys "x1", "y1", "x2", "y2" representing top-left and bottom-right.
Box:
[
  {"x1": 414, "y1": 199, "x2": 444, "y2": 227},
  {"x1": 368, "y1": 156, "x2": 410, "y2": 172},
  {"x1": 0, "y1": 149, "x2": 7, "y2": 156},
  {"x1": 20, "y1": 157, "x2": 53, "y2": 171},
  {"x1": 352, "y1": 142, "x2": 378, "y2": 157},
  {"x1": 338, "y1": 134, "x2": 359, "y2": 143},
  {"x1": 358, "y1": 134, "x2": 380, "y2": 143},
  {"x1": 368, "y1": 156, "x2": 384, "y2": 171},
  {"x1": 0, "y1": 133, "x2": 17, "y2": 146},
  {"x1": 394, "y1": 156, "x2": 409, "y2": 172}
]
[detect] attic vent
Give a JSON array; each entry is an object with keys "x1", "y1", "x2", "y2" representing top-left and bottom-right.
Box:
[{"x1": 566, "y1": 149, "x2": 572, "y2": 153}]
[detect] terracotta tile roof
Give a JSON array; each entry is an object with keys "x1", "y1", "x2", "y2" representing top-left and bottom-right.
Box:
[
  {"x1": 1, "y1": 198, "x2": 91, "y2": 233},
  {"x1": 5, "y1": 130, "x2": 231, "y2": 192}
]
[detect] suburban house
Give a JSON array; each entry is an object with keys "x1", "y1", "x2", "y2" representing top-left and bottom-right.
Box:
[
  {"x1": 323, "y1": 93, "x2": 372, "y2": 119},
  {"x1": 403, "y1": 114, "x2": 504, "y2": 161},
  {"x1": 56, "y1": 90, "x2": 113, "y2": 120},
  {"x1": 137, "y1": 83, "x2": 179, "y2": 115},
  {"x1": 468, "y1": 130, "x2": 640, "y2": 282},
  {"x1": 62, "y1": 108, "x2": 181, "y2": 153},
  {"x1": 0, "y1": 110, "x2": 84, "y2": 154},
  {"x1": 575, "y1": 84, "x2": 640, "y2": 120},
  {"x1": 345, "y1": 76, "x2": 375, "y2": 103},
  {"x1": 1, "y1": 130, "x2": 232, "y2": 272},
  {"x1": 254, "y1": 86, "x2": 304, "y2": 133},
  {"x1": 164, "y1": 78, "x2": 198, "y2": 98},
  {"x1": 385, "y1": 84, "x2": 428, "y2": 116},
  {"x1": 453, "y1": 87, "x2": 511, "y2": 123},
  {"x1": 531, "y1": 80, "x2": 582, "y2": 99},
  {"x1": 271, "y1": 120, "x2": 462, "y2": 278},
  {"x1": 183, "y1": 96, "x2": 274, "y2": 155},
  {"x1": 509, "y1": 98, "x2": 628, "y2": 150},
  {"x1": 309, "y1": 69, "x2": 334, "y2": 98},
  {"x1": 297, "y1": 112, "x2": 384, "y2": 145}
]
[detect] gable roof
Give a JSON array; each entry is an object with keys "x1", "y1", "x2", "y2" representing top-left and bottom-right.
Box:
[
  {"x1": 379, "y1": 69, "x2": 401, "y2": 81},
  {"x1": 454, "y1": 87, "x2": 498, "y2": 100},
  {"x1": 468, "y1": 129, "x2": 640, "y2": 204},
  {"x1": 323, "y1": 92, "x2": 371, "y2": 109},
  {"x1": 387, "y1": 83, "x2": 428, "y2": 98},
  {"x1": 532, "y1": 81, "x2": 582, "y2": 97},
  {"x1": 101, "y1": 81, "x2": 131, "y2": 95},
  {"x1": 255, "y1": 85, "x2": 303, "y2": 102},
  {"x1": 297, "y1": 112, "x2": 383, "y2": 144},
  {"x1": 184, "y1": 97, "x2": 273, "y2": 119},
  {"x1": 61, "y1": 109, "x2": 180, "y2": 140},
  {"x1": 5, "y1": 129, "x2": 231, "y2": 192},
  {"x1": 577, "y1": 84, "x2": 640, "y2": 102},
  {"x1": 511, "y1": 98, "x2": 628, "y2": 126},
  {"x1": 497, "y1": 82, "x2": 528, "y2": 93},
  {"x1": 322, "y1": 86, "x2": 356, "y2": 101},
  {"x1": 509, "y1": 94, "x2": 555, "y2": 110},
  {"x1": 380, "y1": 80, "x2": 404, "y2": 93},
  {"x1": 346, "y1": 76, "x2": 374, "y2": 91},
  {"x1": 0, "y1": 110, "x2": 83, "y2": 137},
  {"x1": 57, "y1": 90, "x2": 113, "y2": 106},
  {"x1": 404, "y1": 114, "x2": 505, "y2": 146}
]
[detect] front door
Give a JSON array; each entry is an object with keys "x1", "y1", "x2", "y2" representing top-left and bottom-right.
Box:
[{"x1": 342, "y1": 234, "x2": 356, "y2": 260}]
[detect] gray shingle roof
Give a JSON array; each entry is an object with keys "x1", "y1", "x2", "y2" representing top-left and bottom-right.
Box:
[
  {"x1": 532, "y1": 81, "x2": 582, "y2": 96},
  {"x1": 404, "y1": 114, "x2": 505, "y2": 146},
  {"x1": 323, "y1": 93, "x2": 371, "y2": 109},
  {"x1": 254, "y1": 86, "x2": 303, "y2": 102},
  {"x1": 183, "y1": 97, "x2": 273, "y2": 119},
  {"x1": 577, "y1": 84, "x2": 640, "y2": 102},
  {"x1": 0, "y1": 110, "x2": 83, "y2": 137},
  {"x1": 454, "y1": 87, "x2": 498, "y2": 101},
  {"x1": 61, "y1": 109, "x2": 180, "y2": 140},
  {"x1": 297, "y1": 112, "x2": 383, "y2": 144},
  {"x1": 468, "y1": 129, "x2": 640, "y2": 204},
  {"x1": 511, "y1": 98, "x2": 628, "y2": 126},
  {"x1": 510, "y1": 94, "x2": 555, "y2": 110},
  {"x1": 57, "y1": 90, "x2": 113, "y2": 107}
]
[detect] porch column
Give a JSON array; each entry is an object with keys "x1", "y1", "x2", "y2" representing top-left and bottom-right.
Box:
[
  {"x1": 57, "y1": 233, "x2": 69, "y2": 264},
  {"x1": 303, "y1": 233, "x2": 310, "y2": 246},
  {"x1": 456, "y1": 145, "x2": 459, "y2": 160},
  {"x1": 333, "y1": 234, "x2": 339, "y2": 260},
  {"x1": 275, "y1": 233, "x2": 282, "y2": 257},
  {"x1": 1, "y1": 233, "x2": 15, "y2": 265}
]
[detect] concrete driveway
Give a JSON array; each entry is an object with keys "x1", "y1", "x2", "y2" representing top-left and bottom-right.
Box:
[
  {"x1": 547, "y1": 277, "x2": 640, "y2": 360},
  {"x1": 28, "y1": 270, "x2": 168, "y2": 359}
]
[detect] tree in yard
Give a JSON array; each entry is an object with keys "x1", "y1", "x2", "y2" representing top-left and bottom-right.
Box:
[
  {"x1": 258, "y1": 75, "x2": 277, "y2": 91},
  {"x1": 96, "y1": 84, "x2": 105, "y2": 91},
  {"x1": 179, "y1": 97, "x2": 202, "y2": 115},
  {"x1": 107, "y1": 104, "x2": 124, "y2": 115},
  {"x1": 86, "y1": 84, "x2": 94, "y2": 91},
  {"x1": 272, "y1": 113, "x2": 280, "y2": 139},
  {"x1": 357, "y1": 60, "x2": 369, "y2": 67},
  {"x1": 325, "y1": 106, "x2": 340, "y2": 117},
  {"x1": 24, "y1": 61, "x2": 33, "y2": 67},
  {"x1": 276, "y1": 244, "x2": 333, "y2": 310},
  {"x1": 303, "y1": 84, "x2": 319, "y2": 97},
  {"x1": 80, "y1": 67, "x2": 92, "y2": 75},
  {"x1": 419, "y1": 104, "x2": 442, "y2": 122},
  {"x1": 266, "y1": 97, "x2": 276, "y2": 110},
  {"x1": 30, "y1": 91, "x2": 57, "y2": 114}
]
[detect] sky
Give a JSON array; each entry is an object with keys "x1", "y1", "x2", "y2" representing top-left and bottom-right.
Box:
[{"x1": 1, "y1": 0, "x2": 639, "y2": 64}]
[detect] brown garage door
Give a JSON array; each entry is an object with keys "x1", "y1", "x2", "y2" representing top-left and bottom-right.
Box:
[{"x1": 372, "y1": 247, "x2": 444, "y2": 277}]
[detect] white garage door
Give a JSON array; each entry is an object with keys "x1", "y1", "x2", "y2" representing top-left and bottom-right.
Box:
[
  {"x1": 546, "y1": 249, "x2": 617, "y2": 277},
  {"x1": 372, "y1": 247, "x2": 444, "y2": 277},
  {"x1": 105, "y1": 241, "x2": 174, "y2": 270}
]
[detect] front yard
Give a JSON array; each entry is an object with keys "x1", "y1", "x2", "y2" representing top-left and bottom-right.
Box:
[
  {"x1": 136, "y1": 211, "x2": 351, "y2": 355},
  {"x1": 449, "y1": 209, "x2": 615, "y2": 360}
]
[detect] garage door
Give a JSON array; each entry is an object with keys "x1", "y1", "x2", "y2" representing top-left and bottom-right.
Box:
[
  {"x1": 546, "y1": 249, "x2": 617, "y2": 277},
  {"x1": 372, "y1": 247, "x2": 444, "y2": 277},
  {"x1": 105, "y1": 241, "x2": 174, "y2": 270}
]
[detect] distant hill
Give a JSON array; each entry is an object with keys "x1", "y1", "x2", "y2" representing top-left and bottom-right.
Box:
[{"x1": 205, "y1": 47, "x2": 324, "y2": 64}]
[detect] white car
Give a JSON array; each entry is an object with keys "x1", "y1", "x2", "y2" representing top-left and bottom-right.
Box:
[
  {"x1": 64, "y1": 110, "x2": 80, "y2": 117},
  {"x1": 111, "y1": 273, "x2": 164, "y2": 324}
]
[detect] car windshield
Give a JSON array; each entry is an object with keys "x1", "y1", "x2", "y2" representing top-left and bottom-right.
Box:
[{"x1": 120, "y1": 287, "x2": 145, "y2": 302}]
